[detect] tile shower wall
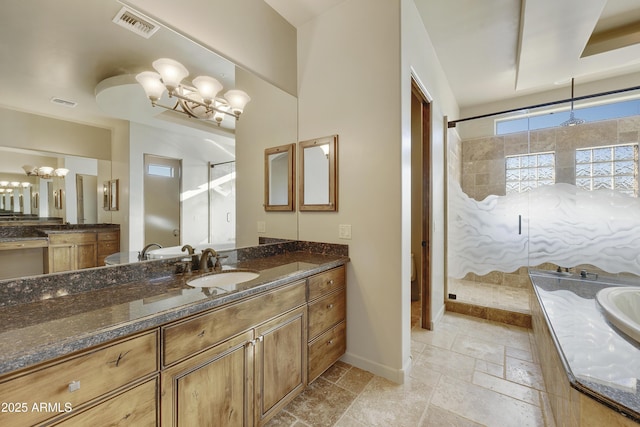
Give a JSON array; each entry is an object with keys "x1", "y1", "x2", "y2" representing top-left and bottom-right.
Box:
[{"x1": 454, "y1": 116, "x2": 640, "y2": 289}]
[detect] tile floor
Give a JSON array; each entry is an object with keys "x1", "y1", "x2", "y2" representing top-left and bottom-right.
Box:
[{"x1": 266, "y1": 303, "x2": 555, "y2": 427}]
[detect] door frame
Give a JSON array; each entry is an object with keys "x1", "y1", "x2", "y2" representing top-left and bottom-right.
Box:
[{"x1": 411, "y1": 77, "x2": 433, "y2": 330}]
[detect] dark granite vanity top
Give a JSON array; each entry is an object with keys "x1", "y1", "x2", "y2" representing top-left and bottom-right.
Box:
[
  {"x1": 0, "y1": 241, "x2": 348, "y2": 377},
  {"x1": 529, "y1": 269, "x2": 640, "y2": 422}
]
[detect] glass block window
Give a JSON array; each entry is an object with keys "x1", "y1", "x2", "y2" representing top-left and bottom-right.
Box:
[
  {"x1": 575, "y1": 144, "x2": 638, "y2": 196},
  {"x1": 505, "y1": 152, "x2": 556, "y2": 194}
]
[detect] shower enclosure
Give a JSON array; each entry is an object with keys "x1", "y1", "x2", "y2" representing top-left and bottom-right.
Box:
[{"x1": 446, "y1": 87, "x2": 640, "y2": 315}]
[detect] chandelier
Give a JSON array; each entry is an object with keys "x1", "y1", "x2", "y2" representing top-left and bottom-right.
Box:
[
  {"x1": 136, "y1": 58, "x2": 251, "y2": 125},
  {"x1": 21, "y1": 165, "x2": 69, "y2": 179}
]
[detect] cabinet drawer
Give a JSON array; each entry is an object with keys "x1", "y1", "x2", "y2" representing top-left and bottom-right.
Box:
[
  {"x1": 49, "y1": 233, "x2": 96, "y2": 245},
  {"x1": 308, "y1": 321, "x2": 346, "y2": 382},
  {"x1": 308, "y1": 288, "x2": 346, "y2": 340},
  {"x1": 163, "y1": 281, "x2": 306, "y2": 366},
  {"x1": 97, "y1": 240, "x2": 119, "y2": 255},
  {"x1": 307, "y1": 266, "x2": 345, "y2": 301},
  {"x1": 0, "y1": 331, "x2": 158, "y2": 427},
  {"x1": 53, "y1": 378, "x2": 157, "y2": 426},
  {"x1": 0, "y1": 239, "x2": 47, "y2": 250},
  {"x1": 97, "y1": 231, "x2": 119, "y2": 241}
]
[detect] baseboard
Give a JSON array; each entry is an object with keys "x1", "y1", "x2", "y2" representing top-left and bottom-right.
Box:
[
  {"x1": 340, "y1": 351, "x2": 411, "y2": 384},
  {"x1": 431, "y1": 303, "x2": 446, "y2": 329}
]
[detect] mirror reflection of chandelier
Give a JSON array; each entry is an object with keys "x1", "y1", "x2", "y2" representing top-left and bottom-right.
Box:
[
  {"x1": 0, "y1": 181, "x2": 30, "y2": 191},
  {"x1": 21, "y1": 165, "x2": 69, "y2": 179},
  {"x1": 136, "y1": 58, "x2": 251, "y2": 125}
]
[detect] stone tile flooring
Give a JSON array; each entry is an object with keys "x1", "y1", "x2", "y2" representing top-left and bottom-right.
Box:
[{"x1": 266, "y1": 304, "x2": 555, "y2": 427}]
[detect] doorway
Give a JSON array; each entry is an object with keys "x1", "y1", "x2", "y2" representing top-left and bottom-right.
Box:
[
  {"x1": 411, "y1": 79, "x2": 432, "y2": 330},
  {"x1": 76, "y1": 174, "x2": 97, "y2": 224},
  {"x1": 144, "y1": 154, "x2": 181, "y2": 247},
  {"x1": 209, "y1": 161, "x2": 236, "y2": 249}
]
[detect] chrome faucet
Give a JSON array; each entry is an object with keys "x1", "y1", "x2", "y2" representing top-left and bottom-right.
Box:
[
  {"x1": 138, "y1": 243, "x2": 163, "y2": 260},
  {"x1": 181, "y1": 244, "x2": 200, "y2": 270}
]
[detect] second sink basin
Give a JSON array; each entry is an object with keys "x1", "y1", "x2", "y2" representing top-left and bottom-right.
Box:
[
  {"x1": 187, "y1": 270, "x2": 260, "y2": 292},
  {"x1": 596, "y1": 286, "x2": 640, "y2": 344}
]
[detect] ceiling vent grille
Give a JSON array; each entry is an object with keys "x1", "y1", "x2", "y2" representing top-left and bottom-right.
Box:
[
  {"x1": 112, "y1": 7, "x2": 159, "y2": 39},
  {"x1": 50, "y1": 97, "x2": 77, "y2": 108}
]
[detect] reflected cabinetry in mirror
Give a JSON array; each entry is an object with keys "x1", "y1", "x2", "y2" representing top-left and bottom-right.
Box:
[
  {"x1": 299, "y1": 135, "x2": 338, "y2": 211},
  {"x1": 264, "y1": 144, "x2": 295, "y2": 211}
]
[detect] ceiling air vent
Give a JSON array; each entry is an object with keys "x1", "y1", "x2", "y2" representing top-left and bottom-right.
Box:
[
  {"x1": 112, "y1": 7, "x2": 159, "y2": 39},
  {"x1": 50, "y1": 97, "x2": 77, "y2": 108}
]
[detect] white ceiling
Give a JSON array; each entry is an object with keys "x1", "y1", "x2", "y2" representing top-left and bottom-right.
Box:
[
  {"x1": 268, "y1": 0, "x2": 640, "y2": 113},
  {"x1": 2, "y1": 0, "x2": 640, "y2": 127}
]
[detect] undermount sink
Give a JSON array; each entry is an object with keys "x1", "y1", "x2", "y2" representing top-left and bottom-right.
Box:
[
  {"x1": 187, "y1": 270, "x2": 260, "y2": 292},
  {"x1": 596, "y1": 286, "x2": 640, "y2": 344}
]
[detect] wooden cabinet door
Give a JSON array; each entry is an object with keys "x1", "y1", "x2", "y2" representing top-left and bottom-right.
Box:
[
  {"x1": 255, "y1": 306, "x2": 307, "y2": 426},
  {"x1": 161, "y1": 331, "x2": 254, "y2": 427},
  {"x1": 76, "y1": 241, "x2": 97, "y2": 270},
  {"x1": 47, "y1": 244, "x2": 74, "y2": 273}
]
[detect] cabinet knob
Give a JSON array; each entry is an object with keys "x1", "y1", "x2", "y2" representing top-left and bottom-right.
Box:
[
  {"x1": 327, "y1": 340, "x2": 334, "y2": 346},
  {"x1": 327, "y1": 304, "x2": 334, "y2": 310},
  {"x1": 327, "y1": 279, "x2": 334, "y2": 286},
  {"x1": 68, "y1": 380, "x2": 81, "y2": 393}
]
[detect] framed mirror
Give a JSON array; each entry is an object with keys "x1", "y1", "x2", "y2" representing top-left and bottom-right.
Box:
[
  {"x1": 109, "y1": 179, "x2": 119, "y2": 211},
  {"x1": 264, "y1": 144, "x2": 295, "y2": 211},
  {"x1": 299, "y1": 135, "x2": 338, "y2": 211}
]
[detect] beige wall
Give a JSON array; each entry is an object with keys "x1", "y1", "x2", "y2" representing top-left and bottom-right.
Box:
[
  {"x1": 235, "y1": 67, "x2": 298, "y2": 248},
  {"x1": 296, "y1": 0, "x2": 459, "y2": 383},
  {"x1": 402, "y1": 0, "x2": 459, "y2": 352},
  {"x1": 0, "y1": 108, "x2": 111, "y2": 160},
  {"x1": 122, "y1": 0, "x2": 297, "y2": 96}
]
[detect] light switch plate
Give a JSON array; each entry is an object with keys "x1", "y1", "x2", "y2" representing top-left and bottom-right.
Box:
[
  {"x1": 338, "y1": 224, "x2": 352, "y2": 239},
  {"x1": 257, "y1": 221, "x2": 266, "y2": 233}
]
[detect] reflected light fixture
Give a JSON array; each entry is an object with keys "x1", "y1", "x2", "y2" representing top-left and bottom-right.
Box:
[
  {"x1": 560, "y1": 78, "x2": 585, "y2": 127},
  {"x1": 136, "y1": 58, "x2": 251, "y2": 125},
  {"x1": 22, "y1": 165, "x2": 69, "y2": 178}
]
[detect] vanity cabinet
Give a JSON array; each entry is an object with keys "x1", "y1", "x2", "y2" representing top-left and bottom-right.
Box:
[
  {"x1": 307, "y1": 266, "x2": 347, "y2": 382},
  {"x1": 160, "y1": 281, "x2": 307, "y2": 427},
  {"x1": 44, "y1": 232, "x2": 97, "y2": 273},
  {"x1": 44, "y1": 229, "x2": 120, "y2": 272},
  {"x1": 0, "y1": 262, "x2": 347, "y2": 426},
  {"x1": 0, "y1": 330, "x2": 158, "y2": 426}
]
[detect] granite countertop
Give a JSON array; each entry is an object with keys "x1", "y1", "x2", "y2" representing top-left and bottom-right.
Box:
[
  {"x1": 0, "y1": 249, "x2": 348, "y2": 376},
  {"x1": 529, "y1": 270, "x2": 640, "y2": 422}
]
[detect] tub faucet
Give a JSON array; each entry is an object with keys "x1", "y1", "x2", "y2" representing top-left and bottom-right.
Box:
[
  {"x1": 580, "y1": 270, "x2": 598, "y2": 280},
  {"x1": 138, "y1": 243, "x2": 162, "y2": 260},
  {"x1": 181, "y1": 244, "x2": 199, "y2": 270}
]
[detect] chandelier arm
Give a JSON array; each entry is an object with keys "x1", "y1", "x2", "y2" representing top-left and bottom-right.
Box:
[{"x1": 169, "y1": 90, "x2": 239, "y2": 119}]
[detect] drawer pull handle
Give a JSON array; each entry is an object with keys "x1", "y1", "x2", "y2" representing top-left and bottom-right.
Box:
[
  {"x1": 112, "y1": 350, "x2": 130, "y2": 367},
  {"x1": 327, "y1": 279, "x2": 334, "y2": 286},
  {"x1": 197, "y1": 330, "x2": 206, "y2": 338},
  {"x1": 327, "y1": 340, "x2": 334, "y2": 346},
  {"x1": 327, "y1": 304, "x2": 334, "y2": 309},
  {"x1": 68, "y1": 381, "x2": 81, "y2": 393}
]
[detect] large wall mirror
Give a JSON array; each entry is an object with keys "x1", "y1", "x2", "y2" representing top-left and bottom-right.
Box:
[
  {"x1": 299, "y1": 135, "x2": 338, "y2": 211},
  {"x1": 264, "y1": 144, "x2": 295, "y2": 211},
  {"x1": 0, "y1": 0, "x2": 299, "y2": 280}
]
